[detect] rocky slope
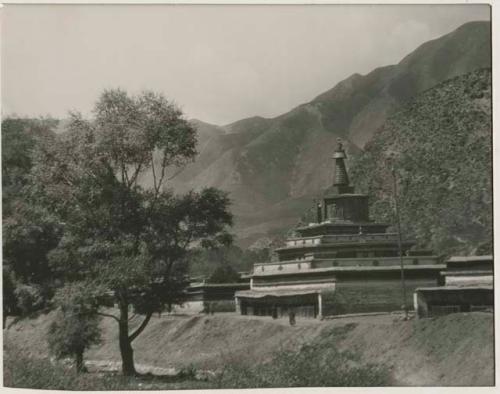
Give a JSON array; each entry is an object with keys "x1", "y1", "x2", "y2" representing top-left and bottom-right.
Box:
[{"x1": 167, "y1": 21, "x2": 491, "y2": 246}]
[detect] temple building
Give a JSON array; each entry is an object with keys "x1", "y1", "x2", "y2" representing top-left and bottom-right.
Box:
[
  {"x1": 235, "y1": 140, "x2": 445, "y2": 319},
  {"x1": 414, "y1": 255, "x2": 493, "y2": 318}
]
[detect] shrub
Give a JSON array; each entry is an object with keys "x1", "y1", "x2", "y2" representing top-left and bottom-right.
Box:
[
  {"x1": 14, "y1": 284, "x2": 45, "y2": 315},
  {"x1": 3, "y1": 344, "x2": 213, "y2": 390},
  {"x1": 3, "y1": 345, "x2": 127, "y2": 390},
  {"x1": 208, "y1": 264, "x2": 241, "y2": 284},
  {"x1": 47, "y1": 284, "x2": 102, "y2": 372}
]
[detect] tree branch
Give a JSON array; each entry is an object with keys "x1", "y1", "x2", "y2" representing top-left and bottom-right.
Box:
[
  {"x1": 155, "y1": 153, "x2": 169, "y2": 193},
  {"x1": 97, "y1": 312, "x2": 120, "y2": 323},
  {"x1": 166, "y1": 164, "x2": 187, "y2": 182},
  {"x1": 128, "y1": 312, "x2": 153, "y2": 343},
  {"x1": 151, "y1": 151, "x2": 158, "y2": 193},
  {"x1": 129, "y1": 162, "x2": 143, "y2": 188}
]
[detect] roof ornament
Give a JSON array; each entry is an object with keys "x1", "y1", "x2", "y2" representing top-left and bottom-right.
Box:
[{"x1": 333, "y1": 138, "x2": 347, "y2": 159}]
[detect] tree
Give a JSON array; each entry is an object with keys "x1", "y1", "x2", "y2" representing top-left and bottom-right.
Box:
[
  {"x1": 31, "y1": 89, "x2": 233, "y2": 376},
  {"x1": 3, "y1": 202, "x2": 62, "y2": 286},
  {"x1": 3, "y1": 266, "x2": 17, "y2": 327},
  {"x1": 1, "y1": 117, "x2": 57, "y2": 216},
  {"x1": 47, "y1": 284, "x2": 101, "y2": 372},
  {"x1": 208, "y1": 264, "x2": 240, "y2": 284},
  {"x1": 188, "y1": 245, "x2": 269, "y2": 279},
  {"x1": 2, "y1": 118, "x2": 61, "y2": 322}
]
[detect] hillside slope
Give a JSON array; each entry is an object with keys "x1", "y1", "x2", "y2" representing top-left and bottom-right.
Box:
[
  {"x1": 4, "y1": 312, "x2": 494, "y2": 386},
  {"x1": 168, "y1": 21, "x2": 491, "y2": 246},
  {"x1": 350, "y1": 68, "x2": 492, "y2": 255}
]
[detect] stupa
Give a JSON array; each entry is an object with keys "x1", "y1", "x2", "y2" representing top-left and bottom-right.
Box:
[{"x1": 235, "y1": 140, "x2": 444, "y2": 318}]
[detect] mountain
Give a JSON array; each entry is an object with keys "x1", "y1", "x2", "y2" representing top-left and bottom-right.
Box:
[
  {"x1": 169, "y1": 21, "x2": 491, "y2": 247},
  {"x1": 350, "y1": 68, "x2": 492, "y2": 256}
]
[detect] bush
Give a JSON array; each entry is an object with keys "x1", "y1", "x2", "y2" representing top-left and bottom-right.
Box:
[
  {"x1": 208, "y1": 264, "x2": 240, "y2": 284},
  {"x1": 47, "y1": 283, "x2": 102, "y2": 372},
  {"x1": 3, "y1": 345, "x2": 127, "y2": 390},
  {"x1": 14, "y1": 284, "x2": 45, "y2": 315},
  {"x1": 3, "y1": 344, "x2": 212, "y2": 390}
]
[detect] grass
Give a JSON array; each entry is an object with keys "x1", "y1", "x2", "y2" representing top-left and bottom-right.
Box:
[
  {"x1": 3, "y1": 344, "x2": 211, "y2": 390},
  {"x1": 212, "y1": 324, "x2": 391, "y2": 388},
  {"x1": 4, "y1": 323, "x2": 390, "y2": 390},
  {"x1": 4, "y1": 312, "x2": 493, "y2": 388}
]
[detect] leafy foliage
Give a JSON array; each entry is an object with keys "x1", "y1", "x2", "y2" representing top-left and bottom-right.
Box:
[
  {"x1": 188, "y1": 245, "x2": 269, "y2": 279},
  {"x1": 47, "y1": 284, "x2": 102, "y2": 371},
  {"x1": 3, "y1": 202, "x2": 62, "y2": 285},
  {"x1": 208, "y1": 264, "x2": 240, "y2": 284},
  {"x1": 1, "y1": 117, "x2": 57, "y2": 216},
  {"x1": 2, "y1": 118, "x2": 61, "y2": 319},
  {"x1": 29, "y1": 88, "x2": 233, "y2": 375},
  {"x1": 350, "y1": 69, "x2": 492, "y2": 256},
  {"x1": 13, "y1": 284, "x2": 45, "y2": 316}
]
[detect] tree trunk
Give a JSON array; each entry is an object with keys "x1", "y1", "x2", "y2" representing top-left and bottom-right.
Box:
[
  {"x1": 75, "y1": 351, "x2": 85, "y2": 373},
  {"x1": 118, "y1": 299, "x2": 136, "y2": 376}
]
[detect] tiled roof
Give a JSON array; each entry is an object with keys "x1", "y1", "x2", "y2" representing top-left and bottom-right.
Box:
[
  {"x1": 296, "y1": 221, "x2": 389, "y2": 230},
  {"x1": 416, "y1": 285, "x2": 493, "y2": 291},
  {"x1": 235, "y1": 288, "x2": 322, "y2": 298},
  {"x1": 441, "y1": 270, "x2": 492, "y2": 276},
  {"x1": 447, "y1": 255, "x2": 493, "y2": 263}
]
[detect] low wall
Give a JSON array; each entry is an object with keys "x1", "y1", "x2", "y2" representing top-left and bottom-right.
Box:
[
  {"x1": 203, "y1": 300, "x2": 236, "y2": 313},
  {"x1": 415, "y1": 287, "x2": 493, "y2": 318},
  {"x1": 323, "y1": 278, "x2": 437, "y2": 315}
]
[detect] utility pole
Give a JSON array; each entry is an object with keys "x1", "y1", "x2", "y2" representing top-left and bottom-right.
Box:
[{"x1": 389, "y1": 158, "x2": 409, "y2": 319}]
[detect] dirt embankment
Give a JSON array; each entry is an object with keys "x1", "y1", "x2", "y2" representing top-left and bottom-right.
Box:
[
  {"x1": 4, "y1": 311, "x2": 494, "y2": 386},
  {"x1": 335, "y1": 312, "x2": 494, "y2": 386}
]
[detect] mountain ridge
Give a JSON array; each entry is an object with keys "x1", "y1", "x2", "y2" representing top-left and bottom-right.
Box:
[{"x1": 166, "y1": 21, "x2": 491, "y2": 247}]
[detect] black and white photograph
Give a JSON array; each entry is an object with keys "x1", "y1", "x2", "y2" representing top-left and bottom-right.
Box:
[{"x1": 0, "y1": 1, "x2": 495, "y2": 390}]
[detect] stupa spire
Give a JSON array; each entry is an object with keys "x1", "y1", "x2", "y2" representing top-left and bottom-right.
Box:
[
  {"x1": 333, "y1": 138, "x2": 350, "y2": 187},
  {"x1": 331, "y1": 138, "x2": 354, "y2": 195}
]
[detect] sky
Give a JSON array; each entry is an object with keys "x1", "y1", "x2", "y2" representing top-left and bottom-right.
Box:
[{"x1": 1, "y1": 4, "x2": 490, "y2": 126}]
